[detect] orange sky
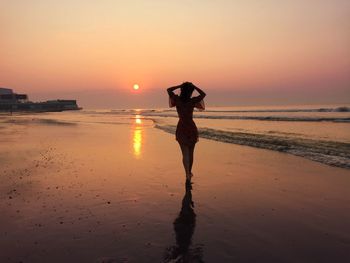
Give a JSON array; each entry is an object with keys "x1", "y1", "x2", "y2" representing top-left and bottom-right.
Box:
[{"x1": 1, "y1": 1, "x2": 349, "y2": 107}]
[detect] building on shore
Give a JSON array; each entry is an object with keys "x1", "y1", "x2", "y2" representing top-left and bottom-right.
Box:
[{"x1": 0, "y1": 88, "x2": 81, "y2": 112}]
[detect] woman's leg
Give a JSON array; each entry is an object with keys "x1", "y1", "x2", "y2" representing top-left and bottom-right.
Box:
[
  {"x1": 179, "y1": 143, "x2": 191, "y2": 178},
  {"x1": 188, "y1": 143, "x2": 196, "y2": 175}
]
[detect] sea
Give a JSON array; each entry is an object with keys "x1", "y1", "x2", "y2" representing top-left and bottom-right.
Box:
[{"x1": 2, "y1": 104, "x2": 350, "y2": 169}]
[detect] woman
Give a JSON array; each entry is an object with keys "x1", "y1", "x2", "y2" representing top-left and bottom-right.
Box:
[{"x1": 167, "y1": 82, "x2": 206, "y2": 181}]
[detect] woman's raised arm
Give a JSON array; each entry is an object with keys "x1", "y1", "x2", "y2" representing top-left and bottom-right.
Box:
[
  {"x1": 190, "y1": 84, "x2": 206, "y2": 105},
  {"x1": 193, "y1": 85, "x2": 206, "y2": 100},
  {"x1": 167, "y1": 85, "x2": 181, "y2": 97}
]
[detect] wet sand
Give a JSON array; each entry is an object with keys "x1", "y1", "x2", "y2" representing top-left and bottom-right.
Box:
[{"x1": 1, "y1": 114, "x2": 350, "y2": 262}]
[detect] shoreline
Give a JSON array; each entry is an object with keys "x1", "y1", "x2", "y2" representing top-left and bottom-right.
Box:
[
  {"x1": 1, "y1": 113, "x2": 349, "y2": 170},
  {"x1": 154, "y1": 123, "x2": 350, "y2": 170}
]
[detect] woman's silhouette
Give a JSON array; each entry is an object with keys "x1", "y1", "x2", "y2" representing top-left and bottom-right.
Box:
[{"x1": 167, "y1": 82, "x2": 206, "y2": 181}]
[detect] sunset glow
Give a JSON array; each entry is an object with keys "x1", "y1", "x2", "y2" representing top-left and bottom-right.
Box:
[
  {"x1": 1, "y1": 1, "x2": 350, "y2": 261},
  {"x1": 0, "y1": 1, "x2": 349, "y2": 107}
]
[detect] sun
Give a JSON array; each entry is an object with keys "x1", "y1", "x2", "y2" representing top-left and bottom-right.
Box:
[{"x1": 133, "y1": 84, "x2": 139, "y2": 90}]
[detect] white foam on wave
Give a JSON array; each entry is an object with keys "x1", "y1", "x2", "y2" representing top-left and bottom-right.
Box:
[
  {"x1": 154, "y1": 122, "x2": 350, "y2": 169},
  {"x1": 200, "y1": 106, "x2": 350, "y2": 113},
  {"x1": 142, "y1": 112, "x2": 350, "y2": 123}
]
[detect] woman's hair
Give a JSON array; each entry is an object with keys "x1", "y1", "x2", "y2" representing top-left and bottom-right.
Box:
[{"x1": 179, "y1": 82, "x2": 195, "y2": 101}]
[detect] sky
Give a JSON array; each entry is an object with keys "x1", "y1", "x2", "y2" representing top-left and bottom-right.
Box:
[{"x1": 1, "y1": 0, "x2": 349, "y2": 108}]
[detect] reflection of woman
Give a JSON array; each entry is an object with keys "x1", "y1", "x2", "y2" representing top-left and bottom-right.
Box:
[
  {"x1": 167, "y1": 82, "x2": 206, "y2": 181},
  {"x1": 163, "y1": 183, "x2": 203, "y2": 262}
]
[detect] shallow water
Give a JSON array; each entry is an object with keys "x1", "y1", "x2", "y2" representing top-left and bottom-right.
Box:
[{"x1": 2, "y1": 105, "x2": 349, "y2": 169}]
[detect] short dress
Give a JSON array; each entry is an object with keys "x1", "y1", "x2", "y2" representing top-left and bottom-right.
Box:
[{"x1": 169, "y1": 94, "x2": 205, "y2": 146}]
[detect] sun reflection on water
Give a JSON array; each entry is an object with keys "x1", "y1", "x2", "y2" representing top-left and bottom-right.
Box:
[
  {"x1": 135, "y1": 118, "x2": 142, "y2": 125},
  {"x1": 133, "y1": 115, "x2": 143, "y2": 158}
]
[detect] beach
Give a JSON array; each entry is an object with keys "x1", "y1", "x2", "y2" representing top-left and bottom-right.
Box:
[
  {"x1": 1, "y1": 111, "x2": 350, "y2": 263},
  {"x1": 2, "y1": 0, "x2": 350, "y2": 261}
]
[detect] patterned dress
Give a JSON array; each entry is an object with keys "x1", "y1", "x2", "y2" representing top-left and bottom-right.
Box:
[{"x1": 169, "y1": 94, "x2": 205, "y2": 146}]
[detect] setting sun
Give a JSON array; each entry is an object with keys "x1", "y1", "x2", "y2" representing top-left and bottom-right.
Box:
[{"x1": 133, "y1": 84, "x2": 139, "y2": 90}]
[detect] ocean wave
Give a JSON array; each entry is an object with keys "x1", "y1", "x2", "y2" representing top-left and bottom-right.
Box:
[
  {"x1": 80, "y1": 107, "x2": 350, "y2": 122},
  {"x1": 332, "y1": 106, "x2": 350, "y2": 112},
  {"x1": 81, "y1": 109, "x2": 162, "y2": 115},
  {"x1": 154, "y1": 123, "x2": 350, "y2": 169},
  {"x1": 142, "y1": 112, "x2": 350, "y2": 123},
  {"x1": 80, "y1": 106, "x2": 350, "y2": 115},
  {"x1": 140, "y1": 106, "x2": 350, "y2": 114},
  {"x1": 198, "y1": 106, "x2": 350, "y2": 113}
]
